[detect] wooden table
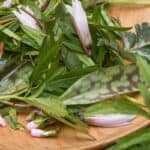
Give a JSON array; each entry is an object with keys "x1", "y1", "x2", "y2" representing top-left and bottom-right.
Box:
[{"x1": 0, "y1": 5, "x2": 150, "y2": 150}]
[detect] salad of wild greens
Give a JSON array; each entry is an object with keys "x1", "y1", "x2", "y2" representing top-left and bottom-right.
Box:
[{"x1": 0, "y1": 0, "x2": 150, "y2": 147}]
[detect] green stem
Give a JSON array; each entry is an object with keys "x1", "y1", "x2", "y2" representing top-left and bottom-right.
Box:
[
  {"x1": 106, "y1": 0, "x2": 150, "y2": 5},
  {"x1": 83, "y1": 0, "x2": 150, "y2": 9},
  {"x1": 0, "y1": 95, "x2": 29, "y2": 103},
  {"x1": 123, "y1": 95, "x2": 149, "y2": 109}
]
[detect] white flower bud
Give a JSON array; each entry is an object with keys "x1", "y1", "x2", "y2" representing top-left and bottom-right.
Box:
[
  {"x1": 66, "y1": 0, "x2": 92, "y2": 56},
  {"x1": 0, "y1": 115, "x2": 6, "y2": 127},
  {"x1": 26, "y1": 121, "x2": 39, "y2": 130},
  {"x1": 84, "y1": 114, "x2": 136, "y2": 127},
  {"x1": 12, "y1": 6, "x2": 41, "y2": 30},
  {"x1": 2, "y1": 0, "x2": 12, "y2": 8},
  {"x1": 30, "y1": 129, "x2": 57, "y2": 137}
]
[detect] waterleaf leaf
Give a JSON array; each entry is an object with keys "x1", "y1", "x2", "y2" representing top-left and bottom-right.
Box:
[
  {"x1": 16, "y1": 96, "x2": 88, "y2": 133},
  {"x1": 62, "y1": 64, "x2": 142, "y2": 105}
]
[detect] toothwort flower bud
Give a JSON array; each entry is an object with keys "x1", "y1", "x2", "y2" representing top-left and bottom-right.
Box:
[
  {"x1": 26, "y1": 121, "x2": 39, "y2": 130},
  {"x1": 26, "y1": 111, "x2": 35, "y2": 122},
  {"x1": 84, "y1": 114, "x2": 136, "y2": 127},
  {"x1": 13, "y1": 6, "x2": 41, "y2": 30},
  {"x1": 0, "y1": 115, "x2": 6, "y2": 127},
  {"x1": 34, "y1": 109, "x2": 43, "y2": 116},
  {"x1": 2, "y1": 0, "x2": 12, "y2": 8},
  {"x1": 26, "y1": 117, "x2": 45, "y2": 130},
  {"x1": 66, "y1": 0, "x2": 92, "y2": 56},
  {"x1": 31, "y1": 129, "x2": 57, "y2": 138}
]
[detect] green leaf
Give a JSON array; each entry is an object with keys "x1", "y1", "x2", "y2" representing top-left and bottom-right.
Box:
[
  {"x1": 0, "y1": 24, "x2": 21, "y2": 41},
  {"x1": 25, "y1": 97, "x2": 68, "y2": 118},
  {"x1": 138, "y1": 84, "x2": 150, "y2": 108},
  {"x1": 0, "y1": 64, "x2": 32, "y2": 95},
  {"x1": 84, "y1": 99, "x2": 149, "y2": 118},
  {"x1": 64, "y1": 51, "x2": 82, "y2": 71},
  {"x1": 62, "y1": 64, "x2": 142, "y2": 105},
  {"x1": 136, "y1": 57, "x2": 150, "y2": 84},
  {"x1": 77, "y1": 54, "x2": 95, "y2": 67},
  {"x1": 5, "y1": 108, "x2": 23, "y2": 130},
  {"x1": 14, "y1": 96, "x2": 88, "y2": 133},
  {"x1": 45, "y1": 66, "x2": 97, "y2": 95},
  {"x1": 21, "y1": 25, "x2": 46, "y2": 47},
  {"x1": 122, "y1": 23, "x2": 150, "y2": 61},
  {"x1": 31, "y1": 36, "x2": 62, "y2": 84},
  {"x1": 90, "y1": 23, "x2": 132, "y2": 31},
  {"x1": 107, "y1": 128, "x2": 150, "y2": 150}
]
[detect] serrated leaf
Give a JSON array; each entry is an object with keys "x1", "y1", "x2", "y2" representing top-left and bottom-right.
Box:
[
  {"x1": 19, "y1": 96, "x2": 88, "y2": 133},
  {"x1": 26, "y1": 97, "x2": 68, "y2": 117},
  {"x1": 62, "y1": 64, "x2": 142, "y2": 105}
]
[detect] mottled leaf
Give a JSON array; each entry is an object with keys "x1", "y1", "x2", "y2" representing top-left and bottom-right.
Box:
[
  {"x1": 0, "y1": 64, "x2": 32, "y2": 95},
  {"x1": 62, "y1": 64, "x2": 142, "y2": 105},
  {"x1": 122, "y1": 23, "x2": 150, "y2": 61}
]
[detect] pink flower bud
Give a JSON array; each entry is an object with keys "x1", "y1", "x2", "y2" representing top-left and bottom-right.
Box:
[
  {"x1": 30, "y1": 129, "x2": 57, "y2": 138},
  {"x1": 26, "y1": 111, "x2": 35, "y2": 122},
  {"x1": 25, "y1": 115, "x2": 33, "y2": 122},
  {"x1": 26, "y1": 121, "x2": 38, "y2": 130},
  {"x1": 34, "y1": 109, "x2": 42, "y2": 116},
  {"x1": 30, "y1": 129, "x2": 45, "y2": 137}
]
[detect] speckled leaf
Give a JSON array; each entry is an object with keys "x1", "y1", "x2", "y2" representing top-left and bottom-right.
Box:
[
  {"x1": 0, "y1": 64, "x2": 32, "y2": 95},
  {"x1": 62, "y1": 64, "x2": 142, "y2": 105},
  {"x1": 122, "y1": 23, "x2": 150, "y2": 62}
]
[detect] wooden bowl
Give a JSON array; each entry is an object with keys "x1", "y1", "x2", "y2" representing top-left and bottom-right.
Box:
[{"x1": 0, "y1": 6, "x2": 150, "y2": 150}]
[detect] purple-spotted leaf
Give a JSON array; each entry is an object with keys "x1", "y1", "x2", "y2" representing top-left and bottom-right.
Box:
[{"x1": 62, "y1": 64, "x2": 142, "y2": 105}]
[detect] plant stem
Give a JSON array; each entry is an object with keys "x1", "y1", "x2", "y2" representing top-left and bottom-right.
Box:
[
  {"x1": 83, "y1": 0, "x2": 150, "y2": 9},
  {"x1": 106, "y1": 0, "x2": 150, "y2": 5},
  {"x1": 0, "y1": 95, "x2": 29, "y2": 103},
  {"x1": 123, "y1": 95, "x2": 149, "y2": 110}
]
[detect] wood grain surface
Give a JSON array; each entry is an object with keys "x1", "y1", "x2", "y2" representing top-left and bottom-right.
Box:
[{"x1": 0, "y1": 6, "x2": 150, "y2": 150}]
